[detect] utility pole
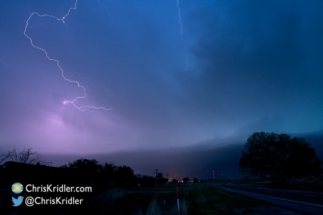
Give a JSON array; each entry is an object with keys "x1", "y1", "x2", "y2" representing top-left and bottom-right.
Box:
[{"x1": 155, "y1": 169, "x2": 159, "y2": 187}]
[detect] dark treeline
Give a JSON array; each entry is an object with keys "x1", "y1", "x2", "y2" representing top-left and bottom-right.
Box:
[
  {"x1": 60, "y1": 158, "x2": 169, "y2": 187},
  {"x1": 0, "y1": 159, "x2": 171, "y2": 214},
  {"x1": 0, "y1": 158, "x2": 171, "y2": 190}
]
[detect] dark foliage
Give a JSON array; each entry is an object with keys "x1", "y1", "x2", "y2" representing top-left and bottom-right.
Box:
[
  {"x1": 183, "y1": 177, "x2": 190, "y2": 183},
  {"x1": 156, "y1": 172, "x2": 168, "y2": 184},
  {"x1": 239, "y1": 132, "x2": 322, "y2": 186},
  {"x1": 138, "y1": 175, "x2": 155, "y2": 186},
  {"x1": 171, "y1": 179, "x2": 178, "y2": 183},
  {"x1": 62, "y1": 158, "x2": 102, "y2": 172},
  {"x1": 114, "y1": 165, "x2": 136, "y2": 186}
]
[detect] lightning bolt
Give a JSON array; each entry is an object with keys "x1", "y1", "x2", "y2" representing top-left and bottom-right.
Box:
[
  {"x1": 23, "y1": 0, "x2": 111, "y2": 112},
  {"x1": 176, "y1": 0, "x2": 188, "y2": 70},
  {"x1": 98, "y1": 0, "x2": 113, "y2": 23}
]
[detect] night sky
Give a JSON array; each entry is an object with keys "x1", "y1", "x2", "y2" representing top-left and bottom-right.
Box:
[{"x1": 1, "y1": 0, "x2": 322, "y2": 179}]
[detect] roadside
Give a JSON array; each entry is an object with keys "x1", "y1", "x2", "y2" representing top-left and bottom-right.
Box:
[
  {"x1": 184, "y1": 184, "x2": 304, "y2": 215},
  {"x1": 214, "y1": 185, "x2": 323, "y2": 215},
  {"x1": 218, "y1": 185, "x2": 323, "y2": 205}
]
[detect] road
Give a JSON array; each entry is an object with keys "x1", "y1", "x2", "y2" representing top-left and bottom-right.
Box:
[{"x1": 215, "y1": 185, "x2": 323, "y2": 215}]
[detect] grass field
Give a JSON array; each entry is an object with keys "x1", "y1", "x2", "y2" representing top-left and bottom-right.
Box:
[
  {"x1": 185, "y1": 184, "x2": 271, "y2": 214},
  {"x1": 84, "y1": 183, "x2": 301, "y2": 215}
]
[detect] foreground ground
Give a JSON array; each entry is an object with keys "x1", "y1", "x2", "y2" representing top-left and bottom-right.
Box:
[
  {"x1": 215, "y1": 185, "x2": 323, "y2": 215},
  {"x1": 84, "y1": 183, "x2": 306, "y2": 215},
  {"x1": 0, "y1": 183, "x2": 313, "y2": 214}
]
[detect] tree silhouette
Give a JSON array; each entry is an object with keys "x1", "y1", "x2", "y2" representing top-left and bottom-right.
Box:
[
  {"x1": 171, "y1": 179, "x2": 178, "y2": 183},
  {"x1": 114, "y1": 165, "x2": 136, "y2": 186},
  {"x1": 239, "y1": 132, "x2": 322, "y2": 186},
  {"x1": 0, "y1": 148, "x2": 45, "y2": 165},
  {"x1": 63, "y1": 158, "x2": 102, "y2": 172},
  {"x1": 101, "y1": 163, "x2": 116, "y2": 183},
  {"x1": 156, "y1": 172, "x2": 168, "y2": 184},
  {"x1": 183, "y1": 177, "x2": 190, "y2": 183}
]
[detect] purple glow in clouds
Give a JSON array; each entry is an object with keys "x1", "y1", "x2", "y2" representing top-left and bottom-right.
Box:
[{"x1": 23, "y1": 0, "x2": 111, "y2": 112}]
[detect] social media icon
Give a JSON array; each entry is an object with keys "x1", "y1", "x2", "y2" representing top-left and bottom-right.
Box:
[
  {"x1": 12, "y1": 183, "x2": 23, "y2": 194},
  {"x1": 12, "y1": 196, "x2": 24, "y2": 207}
]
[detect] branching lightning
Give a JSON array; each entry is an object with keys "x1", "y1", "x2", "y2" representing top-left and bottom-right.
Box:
[
  {"x1": 176, "y1": 0, "x2": 184, "y2": 35},
  {"x1": 176, "y1": 0, "x2": 188, "y2": 70},
  {"x1": 23, "y1": 0, "x2": 111, "y2": 112},
  {"x1": 98, "y1": 0, "x2": 113, "y2": 23}
]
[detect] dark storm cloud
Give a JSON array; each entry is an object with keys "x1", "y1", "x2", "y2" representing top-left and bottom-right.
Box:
[
  {"x1": 42, "y1": 130, "x2": 323, "y2": 179},
  {"x1": 177, "y1": 0, "x2": 323, "y2": 134},
  {"x1": 43, "y1": 142, "x2": 245, "y2": 179}
]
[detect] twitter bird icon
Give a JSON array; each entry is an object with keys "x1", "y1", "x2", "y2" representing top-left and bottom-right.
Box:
[{"x1": 12, "y1": 196, "x2": 24, "y2": 207}]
